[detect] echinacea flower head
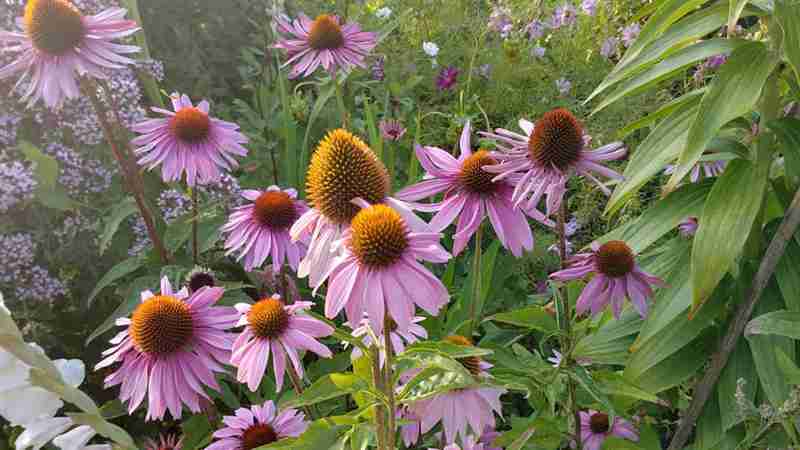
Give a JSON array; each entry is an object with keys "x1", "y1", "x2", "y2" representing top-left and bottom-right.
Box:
[
  {"x1": 206, "y1": 400, "x2": 308, "y2": 450},
  {"x1": 0, "y1": 0, "x2": 139, "y2": 108},
  {"x1": 132, "y1": 93, "x2": 248, "y2": 186},
  {"x1": 409, "y1": 335, "x2": 505, "y2": 444},
  {"x1": 324, "y1": 201, "x2": 451, "y2": 333},
  {"x1": 379, "y1": 118, "x2": 407, "y2": 141},
  {"x1": 274, "y1": 13, "x2": 377, "y2": 78},
  {"x1": 291, "y1": 128, "x2": 392, "y2": 288},
  {"x1": 436, "y1": 66, "x2": 460, "y2": 91},
  {"x1": 481, "y1": 108, "x2": 626, "y2": 217},
  {"x1": 144, "y1": 433, "x2": 183, "y2": 450},
  {"x1": 222, "y1": 186, "x2": 309, "y2": 273},
  {"x1": 550, "y1": 240, "x2": 665, "y2": 319},
  {"x1": 579, "y1": 410, "x2": 639, "y2": 450},
  {"x1": 350, "y1": 316, "x2": 427, "y2": 366},
  {"x1": 95, "y1": 277, "x2": 238, "y2": 421},
  {"x1": 679, "y1": 217, "x2": 699, "y2": 238},
  {"x1": 231, "y1": 296, "x2": 333, "y2": 391},
  {"x1": 397, "y1": 121, "x2": 543, "y2": 257}
]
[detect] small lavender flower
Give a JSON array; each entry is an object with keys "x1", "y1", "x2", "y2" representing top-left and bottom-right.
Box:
[
  {"x1": 621, "y1": 23, "x2": 641, "y2": 47},
  {"x1": 526, "y1": 19, "x2": 547, "y2": 39},
  {"x1": 136, "y1": 59, "x2": 165, "y2": 82},
  {"x1": 0, "y1": 233, "x2": 36, "y2": 285},
  {"x1": 436, "y1": 66, "x2": 459, "y2": 91},
  {"x1": 157, "y1": 189, "x2": 192, "y2": 224},
  {"x1": 43, "y1": 143, "x2": 114, "y2": 199},
  {"x1": 15, "y1": 265, "x2": 67, "y2": 303},
  {"x1": 532, "y1": 46, "x2": 547, "y2": 58},
  {"x1": 379, "y1": 119, "x2": 407, "y2": 141},
  {"x1": 371, "y1": 56, "x2": 386, "y2": 81},
  {"x1": 423, "y1": 41, "x2": 440, "y2": 58},
  {"x1": 488, "y1": 6, "x2": 514, "y2": 38},
  {"x1": 600, "y1": 37, "x2": 619, "y2": 59},
  {"x1": 54, "y1": 212, "x2": 95, "y2": 241},
  {"x1": 0, "y1": 113, "x2": 21, "y2": 147},
  {"x1": 0, "y1": 160, "x2": 37, "y2": 213},
  {"x1": 704, "y1": 54, "x2": 728, "y2": 70},
  {"x1": 476, "y1": 63, "x2": 492, "y2": 79},
  {"x1": 581, "y1": 0, "x2": 598, "y2": 16},
  {"x1": 565, "y1": 216, "x2": 580, "y2": 237},
  {"x1": 128, "y1": 216, "x2": 151, "y2": 257},
  {"x1": 678, "y1": 217, "x2": 698, "y2": 238},
  {"x1": 556, "y1": 77, "x2": 572, "y2": 96},
  {"x1": 551, "y1": 3, "x2": 578, "y2": 29}
]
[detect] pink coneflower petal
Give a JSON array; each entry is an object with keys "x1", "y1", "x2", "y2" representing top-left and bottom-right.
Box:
[
  {"x1": 0, "y1": 0, "x2": 140, "y2": 108},
  {"x1": 95, "y1": 277, "x2": 238, "y2": 421},
  {"x1": 274, "y1": 13, "x2": 377, "y2": 78},
  {"x1": 207, "y1": 400, "x2": 308, "y2": 450},
  {"x1": 132, "y1": 93, "x2": 248, "y2": 186},
  {"x1": 578, "y1": 410, "x2": 639, "y2": 450}
]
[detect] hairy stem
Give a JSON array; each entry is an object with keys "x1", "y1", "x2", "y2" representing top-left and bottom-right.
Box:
[
  {"x1": 468, "y1": 224, "x2": 484, "y2": 336},
  {"x1": 286, "y1": 362, "x2": 315, "y2": 420},
  {"x1": 372, "y1": 344, "x2": 388, "y2": 450},
  {"x1": 83, "y1": 81, "x2": 171, "y2": 264},
  {"x1": 334, "y1": 72, "x2": 348, "y2": 128},
  {"x1": 383, "y1": 315, "x2": 397, "y2": 450},
  {"x1": 191, "y1": 187, "x2": 198, "y2": 265}
]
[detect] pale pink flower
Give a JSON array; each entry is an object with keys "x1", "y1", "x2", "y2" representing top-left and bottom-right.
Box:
[
  {"x1": 206, "y1": 400, "x2": 308, "y2": 450},
  {"x1": 579, "y1": 410, "x2": 639, "y2": 450}
]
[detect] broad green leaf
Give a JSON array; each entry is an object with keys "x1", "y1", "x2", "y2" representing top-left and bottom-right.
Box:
[
  {"x1": 776, "y1": 348, "x2": 800, "y2": 384},
  {"x1": 258, "y1": 419, "x2": 343, "y2": 450},
  {"x1": 605, "y1": 101, "x2": 700, "y2": 215},
  {"x1": 666, "y1": 41, "x2": 777, "y2": 191},
  {"x1": 745, "y1": 310, "x2": 800, "y2": 340},
  {"x1": 628, "y1": 336, "x2": 711, "y2": 393},
  {"x1": 98, "y1": 199, "x2": 138, "y2": 255},
  {"x1": 618, "y1": 88, "x2": 706, "y2": 138},
  {"x1": 602, "y1": 424, "x2": 661, "y2": 450},
  {"x1": 19, "y1": 140, "x2": 58, "y2": 189},
  {"x1": 86, "y1": 256, "x2": 143, "y2": 307},
  {"x1": 728, "y1": 0, "x2": 750, "y2": 32},
  {"x1": 691, "y1": 155, "x2": 770, "y2": 313},
  {"x1": 399, "y1": 340, "x2": 493, "y2": 360},
  {"x1": 449, "y1": 240, "x2": 503, "y2": 331},
  {"x1": 593, "y1": 39, "x2": 744, "y2": 114},
  {"x1": 86, "y1": 275, "x2": 159, "y2": 344},
  {"x1": 588, "y1": 0, "x2": 719, "y2": 103},
  {"x1": 35, "y1": 187, "x2": 79, "y2": 211},
  {"x1": 775, "y1": 235, "x2": 800, "y2": 312},
  {"x1": 280, "y1": 373, "x2": 369, "y2": 409},
  {"x1": 571, "y1": 366, "x2": 616, "y2": 418},
  {"x1": 486, "y1": 306, "x2": 557, "y2": 334},
  {"x1": 398, "y1": 366, "x2": 481, "y2": 403},
  {"x1": 164, "y1": 213, "x2": 193, "y2": 252},
  {"x1": 573, "y1": 310, "x2": 641, "y2": 365},
  {"x1": 769, "y1": 118, "x2": 800, "y2": 188},
  {"x1": 776, "y1": 0, "x2": 800, "y2": 82},
  {"x1": 747, "y1": 283, "x2": 795, "y2": 406},
  {"x1": 593, "y1": 371, "x2": 660, "y2": 404},
  {"x1": 717, "y1": 339, "x2": 755, "y2": 431},
  {"x1": 602, "y1": 180, "x2": 711, "y2": 252},
  {"x1": 181, "y1": 414, "x2": 213, "y2": 450},
  {"x1": 694, "y1": 385, "x2": 725, "y2": 450}
]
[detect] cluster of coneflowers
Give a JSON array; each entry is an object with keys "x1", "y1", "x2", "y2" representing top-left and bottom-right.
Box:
[{"x1": 0, "y1": 2, "x2": 670, "y2": 449}]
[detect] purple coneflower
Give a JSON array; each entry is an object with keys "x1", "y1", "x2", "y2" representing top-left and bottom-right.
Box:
[
  {"x1": 481, "y1": 108, "x2": 626, "y2": 217},
  {"x1": 621, "y1": 23, "x2": 640, "y2": 47},
  {"x1": 144, "y1": 434, "x2": 182, "y2": 450},
  {"x1": 409, "y1": 336, "x2": 505, "y2": 444},
  {"x1": 222, "y1": 186, "x2": 309, "y2": 273},
  {"x1": 323, "y1": 200, "x2": 451, "y2": 333},
  {"x1": 350, "y1": 316, "x2": 427, "y2": 366},
  {"x1": 600, "y1": 37, "x2": 619, "y2": 59},
  {"x1": 664, "y1": 154, "x2": 727, "y2": 183},
  {"x1": 551, "y1": 3, "x2": 577, "y2": 29},
  {"x1": 379, "y1": 118, "x2": 406, "y2": 141},
  {"x1": 274, "y1": 13, "x2": 377, "y2": 78},
  {"x1": 579, "y1": 410, "x2": 639, "y2": 450},
  {"x1": 0, "y1": 0, "x2": 139, "y2": 108},
  {"x1": 437, "y1": 66, "x2": 460, "y2": 91},
  {"x1": 397, "y1": 121, "x2": 542, "y2": 257},
  {"x1": 131, "y1": 93, "x2": 248, "y2": 186},
  {"x1": 291, "y1": 129, "x2": 422, "y2": 289},
  {"x1": 231, "y1": 296, "x2": 332, "y2": 391},
  {"x1": 550, "y1": 240, "x2": 665, "y2": 318},
  {"x1": 206, "y1": 400, "x2": 308, "y2": 450},
  {"x1": 678, "y1": 217, "x2": 698, "y2": 238},
  {"x1": 96, "y1": 277, "x2": 238, "y2": 421}
]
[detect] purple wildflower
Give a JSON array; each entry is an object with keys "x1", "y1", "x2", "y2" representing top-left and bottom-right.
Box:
[{"x1": 436, "y1": 66, "x2": 460, "y2": 91}]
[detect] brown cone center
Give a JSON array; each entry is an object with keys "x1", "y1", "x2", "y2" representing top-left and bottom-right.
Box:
[
  {"x1": 443, "y1": 335, "x2": 482, "y2": 376},
  {"x1": 25, "y1": 0, "x2": 85, "y2": 55},
  {"x1": 170, "y1": 107, "x2": 211, "y2": 143},
  {"x1": 459, "y1": 150, "x2": 499, "y2": 194},
  {"x1": 248, "y1": 297, "x2": 290, "y2": 339},
  {"x1": 528, "y1": 108, "x2": 584, "y2": 171},
  {"x1": 308, "y1": 14, "x2": 345, "y2": 50},
  {"x1": 130, "y1": 295, "x2": 194, "y2": 355},
  {"x1": 241, "y1": 423, "x2": 278, "y2": 450},
  {"x1": 589, "y1": 413, "x2": 610, "y2": 434},
  {"x1": 596, "y1": 240, "x2": 635, "y2": 278},
  {"x1": 349, "y1": 205, "x2": 408, "y2": 268},
  {"x1": 254, "y1": 191, "x2": 297, "y2": 229}
]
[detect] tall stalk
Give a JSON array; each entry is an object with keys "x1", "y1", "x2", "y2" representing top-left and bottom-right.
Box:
[
  {"x1": 334, "y1": 72, "x2": 348, "y2": 128},
  {"x1": 467, "y1": 224, "x2": 484, "y2": 336},
  {"x1": 191, "y1": 187, "x2": 198, "y2": 265},
  {"x1": 383, "y1": 315, "x2": 397, "y2": 450},
  {"x1": 371, "y1": 343, "x2": 388, "y2": 450},
  {"x1": 286, "y1": 362, "x2": 315, "y2": 420},
  {"x1": 82, "y1": 81, "x2": 171, "y2": 264}
]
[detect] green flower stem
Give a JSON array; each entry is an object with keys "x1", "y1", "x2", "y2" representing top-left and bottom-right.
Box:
[
  {"x1": 371, "y1": 344, "x2": 388, "y2": 450},
  {"x1": 286, "y1": 362, "x2": 315, "y2": 420},
  {"x1": 387, "y1": 140, "x2": 396, "y2": 190},
  {"x1": 335, "y1": 72, "x2": 348, "y2": 128},
  {"x1": 191, "y1": 187, "x2": 198, "y2": 265},
  {"x1": 383, "y1": 314, "x2": 397, "y2": 450},
  {"x1": 467, "y1": 224, "x2": 483, "y2": 336}
]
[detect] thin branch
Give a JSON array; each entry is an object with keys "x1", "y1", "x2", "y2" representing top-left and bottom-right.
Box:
[{"x1": 668, "y1": 186, "x2": 800, "y2": 450}]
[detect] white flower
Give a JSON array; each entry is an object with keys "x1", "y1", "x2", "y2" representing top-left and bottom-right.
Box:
[
  {"x1": 52, "y1": 426, "x2": 110, "y2": 450},
  {"x1": 422, "y1": 41, "x2": 440, "y2": 57},
  {"x1": 376, "y1": 7, "x2": 392, "y2": 18},
  {"x1": 0, "y1": 346, "x2": 64, "y2": 426},
  {"x1": 15, "y1": 417, "x2": 73, "y2": 450}
]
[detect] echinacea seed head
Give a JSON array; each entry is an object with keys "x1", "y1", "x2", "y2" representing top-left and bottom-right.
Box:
[
  {"x1": 306, "y1": 129, "x2": 390, "y2": 224},
  {"x1": 254, "y1": 191, "x2": 297, "y2": 229},
  {"x1": 188, "y1": 270, "x2": 215, "y2": 293},
  {"x1": 170, "y1": 107, "x2": 211, "y2": 143},
  {"x1": 248, "y1": 296, "x2": 290, "y2": 339},
  {"x1": 308, "y1": 14, "x2": 344, "y2": 50},
  {"x1": 459, "y1": 150, "x2": 499, "y2": 194},
  {"x1": 130, "y1": 295, "x2": 194, "y2": 355},
  {"x1": 25, "y1": 0, "x2": 85, "y2": 56},
  {"x1": 241, "y1": 423, "x2": 278, "y2": 449},
  {"x1": 528, "y1": 108, "x2": 584, "y2": 171},
  {"x1": 596, "y1": 240, "x2": 635, "y2": 278},
  {"x1": 589, "y1": 412, "x2": 610, "y2": 433},
  {"x1": 349, "y1": 205, "x2": 408, "y2": 268}
]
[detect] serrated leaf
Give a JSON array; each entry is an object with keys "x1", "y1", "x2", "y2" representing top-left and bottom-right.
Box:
[
  {"x1": 691, "y1": 155, "x2": 769, "y2": 313},
  {"x1": 666, "y1": 41, "x2": 777, "y2": 191},
  {"x1": 86, "y1": 256, "x2": 143, "y2": 307},
  {"x1": 570, "y1": 366, "x2": 616, "y2": 418}
]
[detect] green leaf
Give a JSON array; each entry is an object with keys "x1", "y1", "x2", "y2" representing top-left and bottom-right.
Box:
[
  {"x1": 86, "y1": 275, "x2": 159, "y2": 344},
  {"x1": 19, "y1": 140, "x2": 58, "y2": 189},
  {"x1": 776, "y1": 0, "x2": 800, "y2": 83},
  {"x1": 399, "y1": 340, "x2": 493, "y2": 360},
  {"x1": 570, "y1": 366, "x2": 616, "y2": 418},
  {"x1": 486, "y1": 306, "x2": 557, "y2": 334},
  {"x1": 776, "y1": 348, "x2": 800, "y2": 384},
  {"x1": 593, "y1": 39, "x2": 745, "y2": 114},
  {"x1": 86, "y1": 256, "x2": 143, "y2": 307},
  {"x1": 618, "y1": 88, "x2": 706, "y2": 138},
  {"x1": 628, "y1": 335, "x2": 711, "y2": 393},
  {"x1": 574, "y1": 310, "x2": 641, "y2": 365},
  {"x1": 280, "y1": 373, "x2": 369, "y2": 409},
  {"x1": 99, "y1": 199, "x2": 138, "y2": 255},
  {"x1": 691, "y1": 155, "x2": 770, "y2": 313},
  {"x1": 605, "y1": 101, "x2": 700, "y2": 215},
  {"x1": 164, "y1": 213, "x2": 193, "y2": 252},
  {"x1": 593, "y1": 371, "x2": 661, "y2": 404},
  {"x1": 602, "y1": 180, "x2": 710, "y2": 253},
  {"x1": 666, "y1": 41, "x2": 777, "y2": 191},
  {"x1": 775, "y1": 234, "x2": 800, "y2": 312},
  {"x1": 728, "y1": 0, "x2": 750, "y2": 33},
  {"x1": 602, "y1": 424, "x2": 662, "y2": 450},
  {"x1": 257, "y1": 419, "x2": 343, "y2": 450},
  {"x1": 745, "y1": 310, "x2": 800, "y2": 340},
  {"x1": 769, "y1": 118, "x2": 800, "y2": 187},
  {"x1": 181, "y1": 414, "x2": 213, "y2": 450},
  {"x1": 300, "y1": 80, "x2": 338, "y2": 188}
]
